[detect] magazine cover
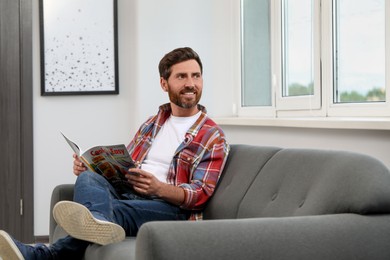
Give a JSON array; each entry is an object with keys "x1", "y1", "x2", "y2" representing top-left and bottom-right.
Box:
[{"x1": 61, "y1": 132, "x2": 137, "y2": 193}]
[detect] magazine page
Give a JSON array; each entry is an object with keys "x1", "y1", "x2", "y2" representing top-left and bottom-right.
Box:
[
  {"x1": 61, "y1": 132, "x2": 137, "y2": 193},
  {"x1": 81, "y1": 145, "x2": 136, "y2": 193},
  {"x1": 61, "y1": 132, "x2": 82, "y2": 155},
  {"x1": 81, "y1": 144, "x2": 136, "y2": 177}
]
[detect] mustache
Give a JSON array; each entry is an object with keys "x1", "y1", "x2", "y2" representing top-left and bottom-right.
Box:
[{"x1": 181, "y1": 86, "x2": 196, "y2": 93}]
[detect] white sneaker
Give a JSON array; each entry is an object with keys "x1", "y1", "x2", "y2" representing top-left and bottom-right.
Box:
[
  {"x1": 53, "y1": 201, "x2": 125, "y2": 246},
  {"x1": 0, "y1": 231, "x2": 24, "y2": 260}
]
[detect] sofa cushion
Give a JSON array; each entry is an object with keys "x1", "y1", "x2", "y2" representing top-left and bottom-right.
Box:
[
  {"x1": 205, "y1": 145, "x2": 390, "y2": 219},
  {"x1": 84, "y1": 238, "x2": 136, "y2": 260},
  {"x1": 203, "y1": 145, "x2": 281, "y2": 219},
  {"x1": 137, "y1": 214, "x2": 390, "y2": 260}
]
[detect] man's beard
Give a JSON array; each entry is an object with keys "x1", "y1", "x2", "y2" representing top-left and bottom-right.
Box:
[{"x1": 168, "y1": 86, "x2": 202, "y2": 109}]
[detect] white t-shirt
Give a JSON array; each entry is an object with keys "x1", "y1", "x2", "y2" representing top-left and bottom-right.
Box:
[{"x1": 141, "y1": 111, "x2": 202, "y2": 183}]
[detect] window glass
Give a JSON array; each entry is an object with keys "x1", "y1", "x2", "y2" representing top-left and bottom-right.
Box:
[
  {"x1": 240, "y1": 0, "x2": 389, "y2": 118},
  {"x1": 334, "y1": 0, "x2": 385, "y2": 103},
  {"x1": 282, "y1": 0, "x2": 314, "y2": 97},
  {"x1": 241, "y1": 0, "x2": 272, "y2": 106}
]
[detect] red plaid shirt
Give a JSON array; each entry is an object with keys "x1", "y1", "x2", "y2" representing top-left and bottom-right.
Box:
[{"x1": 127, "y1": 103, "x2": 230, "y2": 220}]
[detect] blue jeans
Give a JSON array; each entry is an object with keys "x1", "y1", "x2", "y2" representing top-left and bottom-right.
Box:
[{"x1": 50, "y1": 171, "x2": 190, "y2": 259}]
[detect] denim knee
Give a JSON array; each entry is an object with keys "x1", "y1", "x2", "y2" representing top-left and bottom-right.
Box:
[
  {"x1": 74, "y1": 170, "x2": 120, "y2": 203},
  {"x1": 76, "y1": 170, "x2": 106, "y2": 185}
]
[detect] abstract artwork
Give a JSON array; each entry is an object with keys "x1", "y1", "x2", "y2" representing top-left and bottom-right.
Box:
[{"x1": 39, "y1": 0, "x2": 118, "y2": 95}]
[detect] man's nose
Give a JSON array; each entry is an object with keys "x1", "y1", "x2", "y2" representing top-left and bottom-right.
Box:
[{"x1": 185, "y1": 77, "x2": 195, "y2": 87}]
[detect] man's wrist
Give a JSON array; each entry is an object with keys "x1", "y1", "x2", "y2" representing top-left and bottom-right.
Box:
[{"x1": 158, "y1": 183, "x2": 185, "y2": 206}]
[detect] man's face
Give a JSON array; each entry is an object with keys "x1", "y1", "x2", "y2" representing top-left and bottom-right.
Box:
[{"x1": 161, "y1": 59, "x2": 203, "y2": 116}]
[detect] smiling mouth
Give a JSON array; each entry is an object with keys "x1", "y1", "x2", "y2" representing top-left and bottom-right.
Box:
[
  {"x1": 180, "y1": 88, "x2": 197, "y2": 96},
  {"x1": 181, "y1": 86, "x2": 196, "y2": 95},
  {"x1": 182, "y1": 92, "x2": 196, "y2": 96}
]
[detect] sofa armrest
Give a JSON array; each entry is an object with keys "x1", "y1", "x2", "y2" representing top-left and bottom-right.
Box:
[
  {"x1": 49, "y1": 184, "x2": 75, "y2": 244},
  {"x1": 136, "y1": 214, "x2": 390, "y2": 260}
]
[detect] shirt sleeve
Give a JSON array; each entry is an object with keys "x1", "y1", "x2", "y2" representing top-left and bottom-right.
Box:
[{"x1": 178, "y1": 130, "x2": 230, "y2": 210}]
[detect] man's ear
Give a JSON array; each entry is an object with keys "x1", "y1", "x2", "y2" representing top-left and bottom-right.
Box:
[{"x1": 160, "y1": 77, "x2": 168, "y2": 92}]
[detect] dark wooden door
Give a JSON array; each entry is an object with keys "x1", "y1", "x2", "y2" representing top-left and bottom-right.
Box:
[{"x1": 0, "y1": 0, "x2": 34, "y2": 243}]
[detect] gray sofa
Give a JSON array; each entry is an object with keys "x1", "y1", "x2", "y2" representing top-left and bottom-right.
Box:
[{"x1": 50, "y1": 144, "x2": 390, "y2": 260}]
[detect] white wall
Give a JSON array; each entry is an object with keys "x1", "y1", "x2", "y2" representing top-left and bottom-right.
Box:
[{"x1": 32, "y1": 0, "x2": 390, "y2": 236}]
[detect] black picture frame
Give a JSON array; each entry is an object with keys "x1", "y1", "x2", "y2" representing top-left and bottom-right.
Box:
[{"x1": 39, "y1": 0, "x2": 119, "y2": 96}]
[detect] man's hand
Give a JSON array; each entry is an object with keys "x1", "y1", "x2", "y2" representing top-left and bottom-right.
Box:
[
  {"x1": 126, "y1": 168, "x2": 185, "y2": 206},
  {"x1": 73, "y1": 154, "x2": 87, "y2": 176}
]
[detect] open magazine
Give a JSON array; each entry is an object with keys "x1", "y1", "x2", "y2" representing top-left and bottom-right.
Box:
[{"x1": 61, "y1": 132, "x2": 137, "y2": 193}]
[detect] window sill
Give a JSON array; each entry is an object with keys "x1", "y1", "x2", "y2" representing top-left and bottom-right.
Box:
[{"x1": 214, "y1": 117, "x2": 390, "y2": 131}]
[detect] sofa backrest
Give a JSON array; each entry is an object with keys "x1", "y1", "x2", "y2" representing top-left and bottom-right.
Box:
[{"x1": 204, "y1": 144, "x2": 390, "y2": 219}]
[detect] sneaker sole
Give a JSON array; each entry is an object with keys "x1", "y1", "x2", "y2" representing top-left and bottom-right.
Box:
[
  {"x1": 0, "y1": 231, "x2": 24, "y2": 260},
  {"x1": 53, "y1": 201, "x2": 125, "y2": 246}
]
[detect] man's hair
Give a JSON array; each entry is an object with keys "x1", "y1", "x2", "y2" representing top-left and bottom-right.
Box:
[{"x1": 158, "y1": 47, "x2": 203, "y2": 80}]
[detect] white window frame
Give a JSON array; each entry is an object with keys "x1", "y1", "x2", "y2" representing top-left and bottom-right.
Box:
[
  {"x1": 238, "y1": 0, "x2": 390, "y2": 118},
  {"x1": 274, "y1": 0, "x2": 323, "y2": 114},
  {"x1": 237, "y1": 0, "x2": 275, "y2": 118},
  {"x1": 325, "y1": 0, "x2": 390, "y2": 117}
]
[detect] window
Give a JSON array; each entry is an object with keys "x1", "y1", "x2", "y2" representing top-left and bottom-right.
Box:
[
  {"x1": 241, "y1": 0, "x2": 272, "y2": 107},
  {"x1": 240, "y1": 0, "x2": 389, "y2": 117},
  {"x1": 282, "y1": 0, "x2": 314, "y2": 98},
  {"x1": 334, "y1": 0, "x2": 385, "y2": 104}
]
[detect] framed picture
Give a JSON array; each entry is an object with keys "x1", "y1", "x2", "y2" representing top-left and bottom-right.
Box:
[{"x1": 39, "y1": 0, "x2": 118, "y2": 95}]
